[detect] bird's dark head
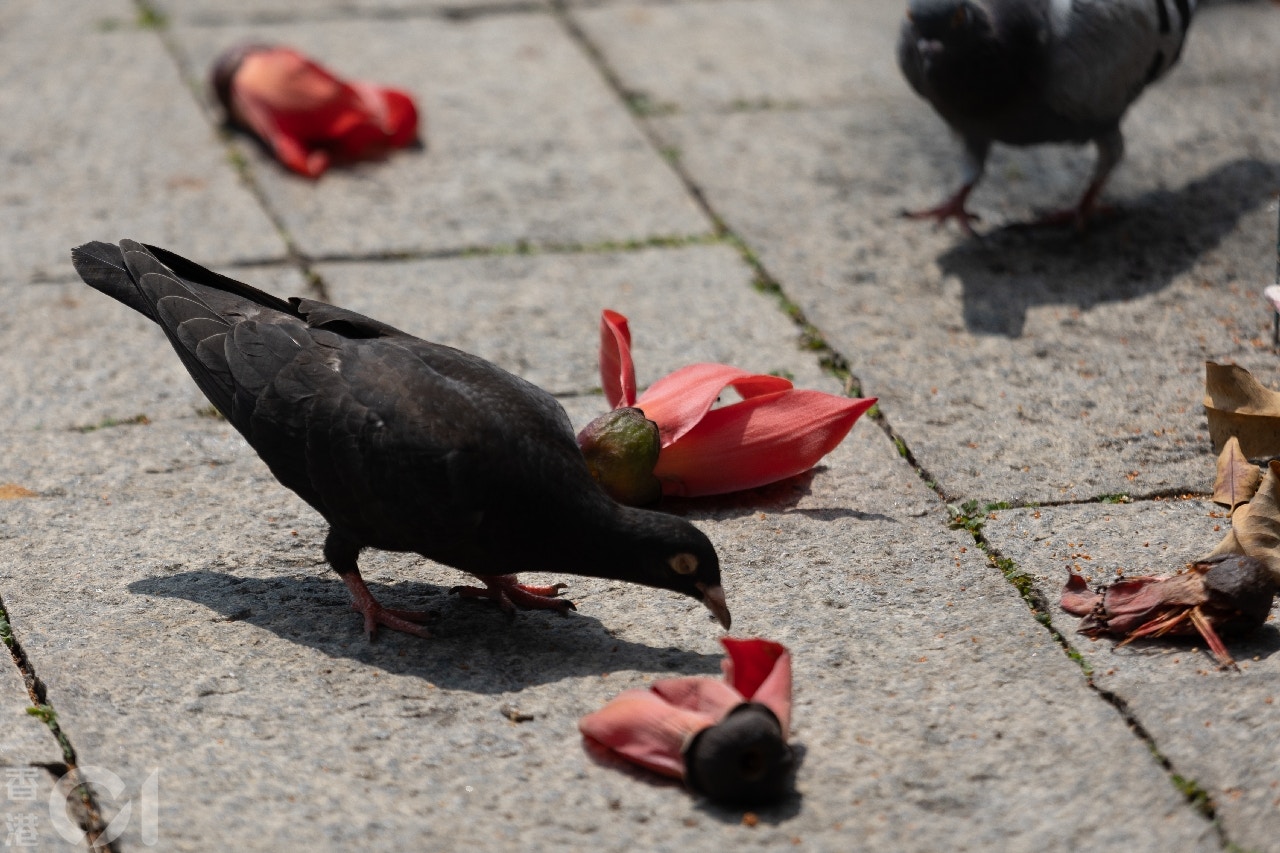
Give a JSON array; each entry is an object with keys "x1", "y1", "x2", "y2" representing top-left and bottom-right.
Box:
[
  {"x1": 617, "y1": 508, "x2": 730, "y2": 630},
  {"x1": 903, "y1": 0, "x2": 995, "y2": 62}
]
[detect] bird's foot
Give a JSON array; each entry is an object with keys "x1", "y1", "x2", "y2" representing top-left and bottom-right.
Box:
[
  {"x1": 902, "y1": 188, "x2": 980, "y2": 237},
  {"x1": 339, "y1": 571, "x2": 434, "y2": 641},
  {"x1": 452, "y1": 574, "x2": 576, "y2": 617}
]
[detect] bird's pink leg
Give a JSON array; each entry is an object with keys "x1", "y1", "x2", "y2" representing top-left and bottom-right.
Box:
[
  {"x1": 339, "y1": 570, "x2": 434, "y2": 640},
  {"x1": 903, "y1": 184, "x2": 981, "y2": 237},
  {"x1": 452, "y1": 574, "x2": 575, "y2": 615},
  {"x1": 1029, "y1": 128, "x2": 1123, "y2": 230}
]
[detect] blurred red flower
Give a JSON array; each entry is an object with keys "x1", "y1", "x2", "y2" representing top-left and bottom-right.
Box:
[{"x1": 212, "y1": 44, "x2": 419, "y2": 178}]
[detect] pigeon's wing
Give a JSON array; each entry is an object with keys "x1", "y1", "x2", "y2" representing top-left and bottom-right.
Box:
[
  {"x1": 239, "y1": 331, "x2": 553, "y2": 548},
  {"x1": 1044, "y1": 0, "x2": 1195, "y2": 124}
]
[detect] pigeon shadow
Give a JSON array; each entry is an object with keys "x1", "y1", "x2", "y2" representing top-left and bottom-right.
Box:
[
  {"x1": 129, "y1": 570, "x2": 722, "y2": 694},
  {"x1": 660, "y1": 468, "x2": 896, "y2": 524},
  {"x1": 938, "y1": 158, "x2": 1280, "y2": 337}
]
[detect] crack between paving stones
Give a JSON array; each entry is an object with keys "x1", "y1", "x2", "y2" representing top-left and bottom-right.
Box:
[
  {"x1": 135, "y1": 0, "x2": 333, "y2": 304},
  {"x1": 0, "y1": 595, "x2": 116, "y2": 852}
]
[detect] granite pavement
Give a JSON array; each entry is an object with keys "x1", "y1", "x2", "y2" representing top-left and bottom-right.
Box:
[{"x1": 1, "y1": 0, "x2": 1277, "y2": 850}]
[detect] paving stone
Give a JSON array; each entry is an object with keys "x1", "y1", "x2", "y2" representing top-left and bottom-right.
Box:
[
  {"x1": 0, "y1": 410, "x2": 1215, "y2": 850},
  {"x1": 649, "y1": 0, "x2": 1280, "y2": 505},
  {"x1": 171, "y1": 13, "x2": 711, "y2": 259},
  {"x1": 0, "y1": 265, "x2": 307, "y2": 432},
  {"x1": 984, "y1": 500, "x2": 1280, "y2": 853},
  {"x1": 0, "y1": 770, "x2": 84, "y2": 853},
  {"x1": 149, "y1": 0, "x2": 548, "y2": 27},
  {"x1": 573, "y1": 0, "x2": 904, "y2": 112},
  {"x1": 318, "y1": 244, "x2": 833, "y2": 395},
  {"x1": 0, "y1": 1, "x2": 288, "y2": 285},
  {"x1": 1, "y1": 614, "x2": 79, "y2": 851}
]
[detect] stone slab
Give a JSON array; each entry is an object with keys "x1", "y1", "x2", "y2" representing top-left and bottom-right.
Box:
[
  {"x1": 573, "y1": 0, "x2": 905, "y2": 112},
  {"x1": 648, "y1": 0, "x2": 1280, "y2": 505},
  {"x1": 318, "y1": 244, "x2": 834, "y2": 395},
  {"x1": 0, "y1": 407, "x2": 1215, "y2": 850},
  {"x1": 148, "y1": 0, "x2": 548, "y2": 27},
  {"x1": 0, "y1": 1, "x2": 288, "y2": 285},
  {"x1": 171, "y1": 13, "x2": 711, "y2": 259},
  {"x1": 0, "y1": 265, "x2": 307, "y2": 432},
  {"x1": 1, "y1": 610, "x2": 79, "y2": 851},
  {"x1": 983, "y1": 500, "x2": 1280, "y2": 853}
]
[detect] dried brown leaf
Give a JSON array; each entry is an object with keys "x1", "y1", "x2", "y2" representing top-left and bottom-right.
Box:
[
  {"x1": 1211, "y1": 436, "x2": 1261, "y2": 510},
  {"x1": 0, "y1": 483, "x2": 37, "y2": 500},
  {"x1": 1206, "y1": 460, "x2": 1280, "y2": 584},
  {"x1": 1204, "y1": 361, "x2": 1280, "y2": 457}
]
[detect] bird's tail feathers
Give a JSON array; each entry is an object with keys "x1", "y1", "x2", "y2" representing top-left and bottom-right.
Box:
[{"x1": 70, "y1": 240, "x2": 158, "y2": 322}]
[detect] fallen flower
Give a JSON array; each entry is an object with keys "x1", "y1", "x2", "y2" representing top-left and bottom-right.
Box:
[
  {"x1": 1061, "y1": 554, "x2": 1277, "y2": 670},
  {"x1": 212, "y1": 43, "x2": 419, "y2": 178},
  {"x1": 579, "y1": 310, "x2": 876, "y2": 501},
  {"x1": 579, "y1": 637, "x2": 794, "y2": 804}
]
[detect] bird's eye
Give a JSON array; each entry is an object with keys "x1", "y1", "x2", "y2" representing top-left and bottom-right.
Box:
[
  {"x1": 668, "y1": 553, "x2": 698, "y2": 575},
  {"x1": 951, "y1": 4, "x2": 969, "y2": 27}
]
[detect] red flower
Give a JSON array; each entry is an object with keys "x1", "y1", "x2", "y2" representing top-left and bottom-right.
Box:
[
  {"x1": 212, "y1": 44, "x2": 419, "y2": 178},
  {"x1": 579, "y1": 638, "x2": 793, "y2": 802},
  {"x1": 587, "y1": 309, "x2": 876, "y2": 498}
]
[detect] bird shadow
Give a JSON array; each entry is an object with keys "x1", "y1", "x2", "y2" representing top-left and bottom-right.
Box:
[
  {"x1": 128, "y1": 570, "x2": 722, "y2": 694},
  {"x1": 660, "y1": 468, "x2": 896, "y2": 525},
  {"x1": 938, "y1": 158, "x2": 1280, "y2": 337}
]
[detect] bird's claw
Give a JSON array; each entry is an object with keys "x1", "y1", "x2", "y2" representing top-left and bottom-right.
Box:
[
  {"x1": 451, "y1": 576, "x2": 576, "y2": 617},
  {"x1": 902, "y1": 198, "x2": 981, "y2": 237},
  {"x1": 352, "y1": 603, "x2": 434, "y2": 641}
]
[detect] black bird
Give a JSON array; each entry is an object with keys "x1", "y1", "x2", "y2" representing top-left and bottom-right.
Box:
[
  {"x1": 72, "y1": 240, "x2": 730, "y2": 639},
  {"x1": 898, "y1": 0, "x2": 1197, "y2": 234}
]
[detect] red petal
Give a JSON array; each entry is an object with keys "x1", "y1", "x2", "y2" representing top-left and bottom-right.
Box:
[
  {"x1": 229, "y1": 47, "x2": 418, "y2": 176},
  {"x1": 722, "y1": 638, "x2": 792, "y2": 736},
  {"x1": 653, "y1": 390, "x2": 876, "y2": 497},
  {"x1": 637, "y1": 363, "x2": 793, "y2": 447},
  {"x1": 600, "y1": 310, "x2": 636, "y2": 408},
  {"x1": 578, "y1": 690, "x2": 714, "y2": 779},
  {"x1": 1060, "y1": 573, "x2": 1099, "y2": 616},
  {"x1": 650, "y1": 676, "x2": 744, "y2": 718}
]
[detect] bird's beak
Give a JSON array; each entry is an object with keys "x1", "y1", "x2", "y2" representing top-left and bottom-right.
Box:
[{"x1": 696, "y1": 582, "x2": 731, "y2": 630}]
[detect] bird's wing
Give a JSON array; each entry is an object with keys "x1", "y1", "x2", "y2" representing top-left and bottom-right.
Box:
[{"x1": 1044, "y1": 0, "x2": 1195, "y2": 124}]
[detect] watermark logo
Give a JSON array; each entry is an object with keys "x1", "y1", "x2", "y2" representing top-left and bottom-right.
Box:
[{"x1": 2, "y1": 766, "x2": 158, "y2": 848}]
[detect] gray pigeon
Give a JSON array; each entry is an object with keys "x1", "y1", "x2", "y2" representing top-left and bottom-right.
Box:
[
  {"x1": 898, "y1": 0, "x2": 1197, "y2": 233},
  {"x1": 71, "y1": 240, "x2": 731, "y2": 639}
]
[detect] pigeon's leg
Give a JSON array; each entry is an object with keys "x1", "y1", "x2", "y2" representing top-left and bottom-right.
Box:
[
  {"x1": 452, "y1": 574, "x2": 576, "y2": 616},
  {"x1": 1031, "y1": 128, "x2": 1123, "y2": 229},
  {"x1": 903, "y1": 135, "x2": 987, "y2": 237},
  {"x1": 325, "y1": 531, "x2": 433, "y2": 640}
]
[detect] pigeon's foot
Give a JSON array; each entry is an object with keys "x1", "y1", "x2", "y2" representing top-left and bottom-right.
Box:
[
  {"x1": 902, "y1": 186, "x2": 980, "y2": 237},
  {"x1": 452, "y1": 574, "x2": 576, "y2": 617},
  {"x1": 339, "y1": 570, "x2": 434, "y2": 641},
  {"x1": 1026, "y1": 180, "x2": 1117, "y2": 231}
]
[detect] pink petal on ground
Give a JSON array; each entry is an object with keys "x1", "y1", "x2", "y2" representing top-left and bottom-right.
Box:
[
  {"x1": 1060, "y1": 573, "x2": 1100, "y2": 616},
  {"x1": 653, "y1": 390, "x2": 876, "y2": 497},
  {"x1": 636, "y1": 363, "x2": 793, "y2": 446},
  {"x1": 600, "y1": 310, "x2": 636, "y2": 409},
  {"x1": 579, "y1": 689, "x2": 716, "y2": 779},
  {"x1": 722, "y1": 638, "x2": 792, "y2": 736},
  {"x1": 650, "y1": 677, "x2": 744, "y2": 718}
]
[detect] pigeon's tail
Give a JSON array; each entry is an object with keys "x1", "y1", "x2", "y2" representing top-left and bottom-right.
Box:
[
  {"x1": 70, "y1": 239, "x2": 301, "y2": 423},
  {"x1": 71, "y1": 240, "x2": 160, "y2": 322}
]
